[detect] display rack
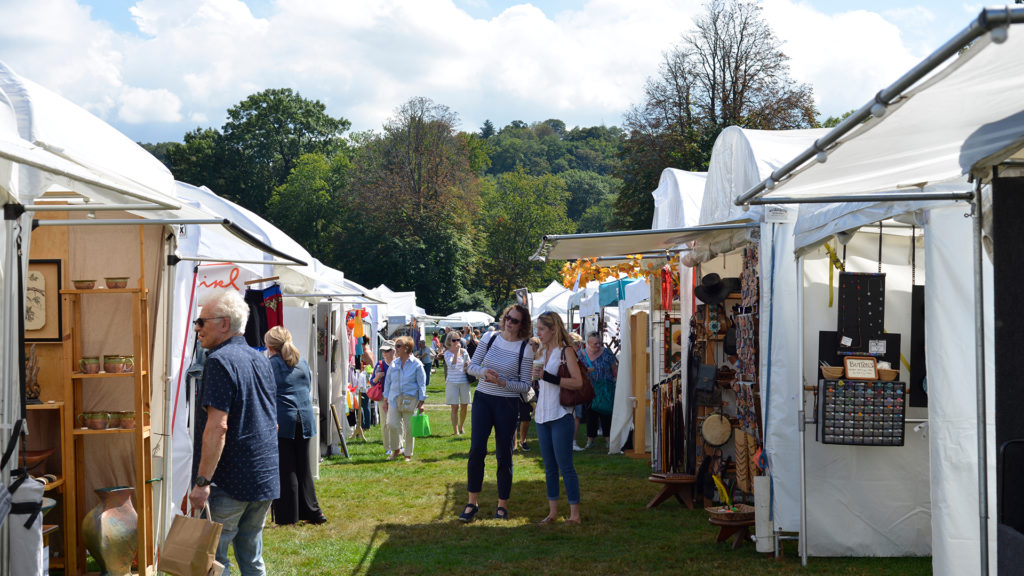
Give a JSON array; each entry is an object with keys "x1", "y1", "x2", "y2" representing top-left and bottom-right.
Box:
[
  {"x1": 25, "y1": 402, "x2": 72, "y2": 571},
  {"x1": 60, "y1": 226, "x2": 154, "y2": 575}
]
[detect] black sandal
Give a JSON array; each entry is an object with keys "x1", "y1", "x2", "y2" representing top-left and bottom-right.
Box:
[
  {"x1": 494, "y1": 506, "x2": 509, "y2": 520},
  {"x1": 458, "y1": 503, "x2": 479, "y2": 523}
]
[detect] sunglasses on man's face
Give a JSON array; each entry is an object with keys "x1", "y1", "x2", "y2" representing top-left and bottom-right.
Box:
[
  {"x1": 505, "y1": 316, "x2": 521, "y2": 325},
  {"x1": 193, "y1": 316, "x2": 227, "y2": 328}
]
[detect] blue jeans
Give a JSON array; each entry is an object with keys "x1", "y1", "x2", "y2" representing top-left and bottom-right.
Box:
[
  {"x1": 209, "y1": 486, "x2": 273, "y2": 576},
  {"x1": 536, "y1": 413, "x2": 580, "y2": 504},
  {"x1": 467, "y1": 391, "x2": 519, "y2": 499}
]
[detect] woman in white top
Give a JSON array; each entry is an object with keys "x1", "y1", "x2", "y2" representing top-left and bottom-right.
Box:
[
  {"x1": 443, "y1": 331, "x2": 472, "y2": 435},
  {"x1": 532, "y1": 311, "x2": 584, "y2": 524}
]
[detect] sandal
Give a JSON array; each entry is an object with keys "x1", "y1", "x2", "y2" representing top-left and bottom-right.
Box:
[
  {"x1": 494, "y1": 506, "x2": 509, "y2": 520},
  {"x1": 458, "y1": 503, "x2": 479, "y2": 523}
]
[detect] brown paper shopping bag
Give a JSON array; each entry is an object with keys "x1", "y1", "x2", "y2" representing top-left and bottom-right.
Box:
[{"x1": 158, "y1": 505, "x2": 223, "y2": 576}]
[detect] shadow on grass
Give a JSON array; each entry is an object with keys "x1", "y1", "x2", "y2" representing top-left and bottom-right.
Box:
[{"x1": 352, "y1": 479, "x2": 612, "y2": 576}]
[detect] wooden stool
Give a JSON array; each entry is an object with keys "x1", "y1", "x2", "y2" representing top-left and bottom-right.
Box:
[
  {"x1": 709, "y1": 517, "x2": 755, "y2": 549},
  {"x1": 646, "y1": 473, "x2": 696, "y2": 509}
]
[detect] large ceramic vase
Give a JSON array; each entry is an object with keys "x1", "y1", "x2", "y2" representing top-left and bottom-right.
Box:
[{"x1": 81, "y1": 485, "x2": 138, "y2": 576}]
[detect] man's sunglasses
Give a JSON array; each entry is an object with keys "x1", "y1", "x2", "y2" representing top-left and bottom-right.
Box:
[
  {"x1": 505, "y1": 316, "x2": 521, "y2": 325},
  {"x1": 193, "y1": 316, "x2": 227, "y2": 328}
]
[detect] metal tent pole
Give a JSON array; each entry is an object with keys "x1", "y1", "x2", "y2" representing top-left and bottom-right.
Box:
[
  {"x1": 0, "y1": 212, "x2": 15, "y2": 576},
  {"x1": 797, "y1": 255, "x2": 808, "y2": 566},
  {"x1": 972, "y1": 179, "x2": 990, "y2": 576},
  {"x1": 156, "y1": 243, "x2": 178, "y2": 554}
]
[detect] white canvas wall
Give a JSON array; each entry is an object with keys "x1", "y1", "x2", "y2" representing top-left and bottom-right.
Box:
[
  {"x1": 923, "y1": 204, "x2": 997, "y2": 575},
  {"x1": 798, "y1": 229, "x2": 931, "y2": 556}
]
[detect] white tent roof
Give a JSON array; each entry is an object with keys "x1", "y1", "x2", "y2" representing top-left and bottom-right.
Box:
[
  {"x1": 531, "y1": 169, "x2": 709, "y2": 261},
  {"x1": 651, "y1": 168, "x2": 706, "y2": 230},
  {"x1": 438, "y1": 311, "x2": 494, "y2": 328},
  {"x1": 0, "y1": 61, "x2": 191, "y2": 216},
  {"x1": 746, "y1": 27, "x2": 1024, "y2": 204},
  {"x1": 368, "y1": 284, "x2": 423, "y2": 322},
  {"x1": 530, "y1": 281, "x2": 572, "y2": 317},
  {"x1": 700, "y1": 127, "x2": 830, "y2": 225}
]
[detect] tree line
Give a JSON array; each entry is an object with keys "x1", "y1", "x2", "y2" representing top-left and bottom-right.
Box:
[{"x1": 143, "y1": 0, "x2": 828, "y2": 315}]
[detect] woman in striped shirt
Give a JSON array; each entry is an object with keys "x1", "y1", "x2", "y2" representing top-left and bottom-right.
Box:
[{"x1": 458, "y1": 304, "x2": 534, "y2": 522}]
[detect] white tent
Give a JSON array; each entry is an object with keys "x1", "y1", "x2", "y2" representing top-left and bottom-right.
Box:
[
  {"x1": 652, "y1": 168, "x2": 706, "y2": 230},
  {"x1": 0, "y1": 60, "x2": 225, "y2": 576},
  {"x1": 737, "y1": 10, "x2": 1024, "y2": 573},
  {"x1": 438, "y1": 311, "x2": 494, "y2": 328}
]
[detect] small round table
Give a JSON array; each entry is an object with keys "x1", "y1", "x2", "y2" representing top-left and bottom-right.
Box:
[{"x1": 708, "y1": 516, "x2": 755, "y2": 549}]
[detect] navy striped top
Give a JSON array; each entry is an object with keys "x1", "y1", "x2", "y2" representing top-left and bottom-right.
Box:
[{"x1": 467, "y1": 332, "x2": 534, "y2": 398}]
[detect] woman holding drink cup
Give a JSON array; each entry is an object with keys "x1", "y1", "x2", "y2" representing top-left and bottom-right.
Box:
[{"x1": 532, "y1": 311, "x2": 584, "y2": 524}]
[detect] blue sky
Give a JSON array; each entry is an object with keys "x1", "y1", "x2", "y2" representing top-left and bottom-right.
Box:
[{"x1": 0, "y1": 0, "x2": 985, "y2": 143}]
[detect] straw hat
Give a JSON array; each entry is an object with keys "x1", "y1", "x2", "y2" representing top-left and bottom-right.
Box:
[{"x1": 700, "y1": 412, "x2": 733, "y2": 447}]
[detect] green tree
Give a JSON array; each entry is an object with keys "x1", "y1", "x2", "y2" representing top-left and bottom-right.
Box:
[
  {"x1": 480, "y1": 119, "x2": 496, "y2": 139},
  {"x1": 164, "y1": 128, "x2": 231, "y2": 195},
  {"x1": 577, "y1": 194, "x2": 618, "y2": 233},
  {"x1": 478, "y1": 170, "x2": 574, "y2": 306},
  {"x1": 340, "y1": 97, "x2": 481, "y2": 314},
  {"x1": 164, "y1": 89, "x2": 350, "y2": 217},
  {"x1": 615, "y1": 0, "x2": 816, "y2": 229},
  {"x1": 560, "y1": 169, "x2": 619, "y2": 222},
  {"x1": 266, "y1": 152, "x2": 349, "y2": 257}
]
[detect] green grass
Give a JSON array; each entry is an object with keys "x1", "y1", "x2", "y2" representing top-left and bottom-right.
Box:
[{"x1": 258, "y1": 368, "x2": 932, "y2": 575}]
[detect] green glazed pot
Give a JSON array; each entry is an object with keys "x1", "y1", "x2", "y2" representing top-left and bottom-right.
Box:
[{"x1": 82, "y1": 485, "x2": 137, "y2": 576}]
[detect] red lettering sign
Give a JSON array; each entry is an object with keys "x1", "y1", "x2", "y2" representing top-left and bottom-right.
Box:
[{"x1": 197, "y1": 267, "x2": 241, "y2": 291}]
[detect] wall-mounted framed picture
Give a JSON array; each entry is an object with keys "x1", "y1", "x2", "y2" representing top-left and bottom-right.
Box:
[{"x1": 25, "y1": 259, "x2": 62, "y2": 342}]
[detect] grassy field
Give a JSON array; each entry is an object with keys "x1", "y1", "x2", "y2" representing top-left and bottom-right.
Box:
[{"x1": 259, "y1": 369, "x2": 933, "y2": 575}]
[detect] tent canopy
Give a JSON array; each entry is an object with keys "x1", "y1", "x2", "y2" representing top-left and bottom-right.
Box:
[
  {"x1": 0, "y1": 61, "x2": 186, "y2": 214},
  {"x1": 438, "y1": 311, "x2": 494, "y2": 328},
  {"x1": 741, "y1": 11, "x2": 1024, "y2": 205},
  {"x1": 531, "y1": 223, "x2": 756, "y2": 262},
  {"x1": 651, "y1": 168, "x2": 706, "y2": 230}
]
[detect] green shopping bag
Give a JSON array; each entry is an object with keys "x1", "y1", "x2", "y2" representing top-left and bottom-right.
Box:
[{"x1": 411, "y1": 410, "x2": 432, "y2": 437}]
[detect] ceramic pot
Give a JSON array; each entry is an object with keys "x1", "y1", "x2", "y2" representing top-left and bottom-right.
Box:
[
  {"x1": 79, "y1": 357, "x2": 100, "y2": 374},
  {"x1": 121, "y1": 355, "x2": 135, "y2": 373},
  {"x1": 105, "y1": 277, "x2": 129, "y2": 289},
  {"x1": 104, "y1": 357, "x2": 127, "y2": 374},
  {"x1": 78, "y1": 412, "x2": 109, "y2": 430},
  {"x1": 118, "y1": 411, "x2": 137, "y2": 429},
  {"x1": 107, "y1": 412, "x2": 122, "y2": 428},
  {"x1": 82, "y1": 486, "x2": 138, "y2": 576},
  {"x1": 73, "y1": 279, "x2": 96, "y2": 290}
]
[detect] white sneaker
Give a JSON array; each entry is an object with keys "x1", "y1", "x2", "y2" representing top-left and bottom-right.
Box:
[
  {"x1": 584, "y1": 440, "x2": 594, "y2": 449},
  {"x1": 573, "y1": 442, "x2": 584, "y2": 452}
]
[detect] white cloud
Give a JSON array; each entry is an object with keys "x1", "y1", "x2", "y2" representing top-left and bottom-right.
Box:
[
  {"x1": 118, "y1": 86, "x2": 182, "y2": 123},
  {"x1": 761, "y1": 0, "x2": 922, "y2": 119},
  {"x1": 0, "y1": 0, "x2": 978, "y2": 142}
]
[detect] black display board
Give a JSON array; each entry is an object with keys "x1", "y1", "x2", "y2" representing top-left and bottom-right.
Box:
[
  {"x1": 818, "y1": 379, "x2": 906, "y2": 446},
  {"x1": 819, "y1": 331, "x2": 900, "y2": 374},
  {"x1": 992, "y1": 173, "x2": 1024, "y2": 544},
  {"x1": 909, "y1": 285, "x2": 927, "y2": 407},
  {"x1": 836, "y1": 272, "x2": 885, "y2": 355}
]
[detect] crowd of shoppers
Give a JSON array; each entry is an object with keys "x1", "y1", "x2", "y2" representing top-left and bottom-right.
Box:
[{"x1": 189, "y1": 292, "x2": 617, "y2": 572}]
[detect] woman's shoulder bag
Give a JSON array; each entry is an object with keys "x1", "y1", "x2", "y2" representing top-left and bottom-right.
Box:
[{"x1": 558, "y1": 347, "x2": 596, "y2": 407}]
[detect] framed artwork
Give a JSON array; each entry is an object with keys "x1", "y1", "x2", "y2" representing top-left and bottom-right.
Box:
[{"x1": 25, "y1": 259, "x2": 62, "y2": 342}]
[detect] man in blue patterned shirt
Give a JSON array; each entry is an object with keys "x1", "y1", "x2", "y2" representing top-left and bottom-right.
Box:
[{"x1": 189, "y1": 289, "x2": 279, "y2": 576}]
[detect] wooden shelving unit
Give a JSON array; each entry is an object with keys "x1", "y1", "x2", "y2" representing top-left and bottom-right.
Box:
[
  {"x1": 58, "y1": 225, "x2": 155, "y2": 575},
  {"x1": 25, "y1": 402, "x2": 72, "y2": 571}
]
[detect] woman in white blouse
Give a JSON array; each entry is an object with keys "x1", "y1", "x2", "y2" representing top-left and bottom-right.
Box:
[
  {"x1": 443, "y1": 331, "x2": 472, "y2": 435},
  {"x1": 531, "y1": 311, "x2": 585, "y2": 524}
]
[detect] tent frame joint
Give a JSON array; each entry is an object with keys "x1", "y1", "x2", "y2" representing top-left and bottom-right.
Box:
[{"x1": 3, "y1": 204, "x2": 25, "y2": 220}]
